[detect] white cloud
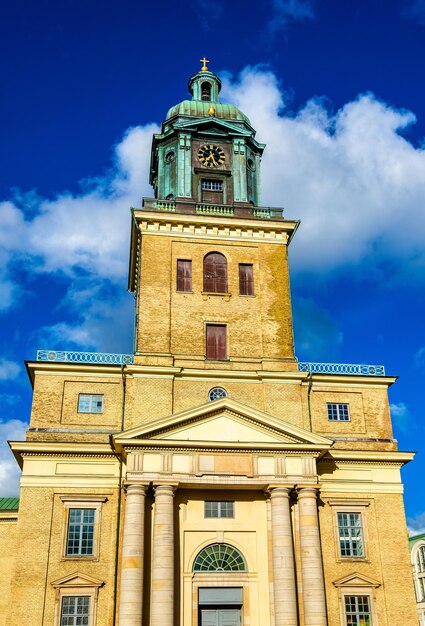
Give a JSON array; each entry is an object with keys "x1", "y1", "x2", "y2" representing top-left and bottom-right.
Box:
[
  {"x1": 0, "y1": 360, "x2": 20, "y2": 381},
  {"x1": 408, "y1": 511, "x2": 425, "y2": 536},
  {"x1": 0, "y1": 419, "x2": 27, "y2": 496},
  {"x1": 390, "y1": 402, "x2": 410, "y2": 433},
  {"x1": 415, "y1": 346, "x2": 425, "y2": 368},
  {"x1": 269, "y1": 0, "x2": 315, "y2": 32},
  {"x1": 221, "y1": 68, "x2": 425, "y2": 280}
]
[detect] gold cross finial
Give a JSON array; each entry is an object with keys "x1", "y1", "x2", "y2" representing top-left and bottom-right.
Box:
[{"x1": 200, "y1": 57, "x2": 209, "y2": 71}]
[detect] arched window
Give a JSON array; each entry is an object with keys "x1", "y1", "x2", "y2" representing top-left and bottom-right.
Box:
[
  {"x1": 201, "y1": 82, "x2": 211, "y2": 101},
  {"x1": 208, "y1": 387, "x2": 227, "y2": 401},
  {"x1": 204, "y1": 252, "x2": 227, "y2": 293},
  {"x1": 417, "y1": 546, "x2": 425, "y2": 573},
  {"x1": 193, "y1": 543, "x2": 247, "y2": 572}
]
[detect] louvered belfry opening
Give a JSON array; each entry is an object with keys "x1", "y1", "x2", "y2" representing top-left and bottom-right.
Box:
[
  {"x1": 203, "y1": 253, "x2": 227, "y2": 293},
  {"x1": 201, "y1": 81, "x2": 211, "y2": 101}
]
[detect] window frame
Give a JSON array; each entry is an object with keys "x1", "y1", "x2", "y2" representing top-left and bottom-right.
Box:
[
  {"x1": 239, "y1": 263, "x2": 254, "y2": 296},
  {"x1": 60, "y1": 496, "x2": 107, "y2": 561},
  {"x1": 344, "y1": 594, "x2": 372, "y2": 626},
  {"x1": 329, "y1": 500, "x2": 370, "y2": 562},
  {"x1": 60, "y1": 595, "x2": 91, "y2": 626},
  {"x1": 203, "y1": 252, "x2": 228, "y2": 294},
  {"x1": 206, "y1": 324, "x2": 228, "y2": 361},
  {"x1": 204, "y1": 501, "x2": 235, "y2": 518},
  {"x1": 177, "y1": 259, "x2": 192, "y2": 293},
  {"x1": 333, "y1": 573, "x2": 380, "y2": 626},
  {"x1": 77, "y1": 394, "x2": 104, "y2": 414},
  {"x1": 52, "y1": 572, "x2": 104, "y2": 626},
  {"x1": 412, "y1": 541, "x2": 425, "y2": 605},
  {"x1": 327, "y1": 402, "x2": 350, "y2": 422},
  {"x1": 337, "y1": 512, "x2": 365, "y2": 558}
]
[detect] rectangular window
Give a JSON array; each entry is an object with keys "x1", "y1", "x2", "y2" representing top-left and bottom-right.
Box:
[
  {"x1": 202, "y1": 179, "x2": 223, "y2": 191},
  {"x1": 344, "y1": 595, "x2": 372, "y2": 626},
  {"x1": 66, "y1": 508, "x2": 96, "y2": 556},
  {"x1": 78, "y1": 394, "x2": 104, "y2": 414},
  {"x1": 60, "y1": 596, "x2": 90, "y2": 626},
  {"x1": 327, "y1": 403, "x2": 350, "y2": 421},
  {"x1": 205, "y1": 501, "x2": 234, "y2": 518},
  {"x1": 239, "y1": 264, "x2": 254, "y2": 296},
  {"x1": 338, "y1": 512, "x2": 364, "y2": 557},
  {"x1": 177, "y1": 259, "x2": 192, "y2": 292},
  {"x1": 206, "y1": 325, "x2": 227, "y2": 360}
]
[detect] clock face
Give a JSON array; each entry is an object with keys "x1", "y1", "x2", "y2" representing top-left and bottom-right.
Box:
[{"x1": 198, "y1": 144, "x2": 225, "y2": 168}]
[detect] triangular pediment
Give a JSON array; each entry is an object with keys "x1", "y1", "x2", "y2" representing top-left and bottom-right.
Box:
[
  {"x1": 174, "y1": 117, "x2": 252, "y2": 137},
  {"x1": 51, "y1": 571, "x2": 104, "y2": 589},
  {"x1": 333, "y1": 572, "x2": 381, "y2": 588},
  {"x1": 114, "y1": 398, "x2": 333, "y2": 447}
]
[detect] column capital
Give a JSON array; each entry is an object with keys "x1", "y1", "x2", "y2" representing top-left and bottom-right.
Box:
[
  {"x1": 124, "y1": 483, "x2": 149, "y2": 495},
  {"x1": 266, "y1": 485, "x2": 293, "y2": 499},
  {"x1": 153, "y1": 483, "x2": 178, "y2": 496},
  {"x1": 296, "y1": 485, "x2": 321, "y2": 499}
]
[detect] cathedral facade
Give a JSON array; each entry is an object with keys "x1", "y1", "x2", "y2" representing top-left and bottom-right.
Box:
[{"x1": 0, "y1": 62, "x2": 418, "y2": 626}]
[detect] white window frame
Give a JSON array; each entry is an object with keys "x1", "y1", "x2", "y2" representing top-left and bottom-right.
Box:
[
  {"x1": 77, "y1": 394, "x2": 104, "y2": 414},
  {"x1": 343, "y1": 594, "x2": 372, "y2": 625},
  {"x1": 328, "y1": 500, "x2": 370, "y2": 562},
  {"x1": 51, "y1": 572, "x2": 104, "y2": 626},
  {"x1": 60, "y1": 595, "x2": 91, "y2": 626},
  {"x1": 327, "y1": 402, "x2": 350, "y2": 421},
  {"x1": 60, "y1": 496, "x2": 107, "y2": 561},
  {"x1": 333, "y1": 573, "x2": 380, "y2": 626},
  {"x1": 204, "y1": 501, "x2": 235, "y2": 518},
  {"x1": 412, "y1": 541, "x2": 425, "y2": 609}
]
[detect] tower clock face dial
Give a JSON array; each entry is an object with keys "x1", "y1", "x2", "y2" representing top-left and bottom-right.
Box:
[{"x1": 198, "y1": 144, "x2": 225, "y2": 168}]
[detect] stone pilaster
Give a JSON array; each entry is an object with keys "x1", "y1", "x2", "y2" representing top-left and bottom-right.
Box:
[
  {"x1": 298, "y1": 487, "x2": 327, "y2": 626},
  {"x1": 151, "y1": 484, "x2": 177, "y2": 626},
  {"x1": 119, "y1": 484, "x2": 147, "y2": 626},
  {"x1": 270, "y1": 487, "x2": 298, "y2": 626}
]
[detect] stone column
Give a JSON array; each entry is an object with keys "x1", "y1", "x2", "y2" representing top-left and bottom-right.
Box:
[
  {"x1": 151, "y1": 484, "x2": 176, "y2": 626},
  {"x1": 119, "y1": 483, "x2": 147, "y2": 626},
  {"x1": 270, "y1": 487, "x2": 298, "y2": 626},
  {"x1": 298, "y1": 487, "x2": 327, "y2": 626}
]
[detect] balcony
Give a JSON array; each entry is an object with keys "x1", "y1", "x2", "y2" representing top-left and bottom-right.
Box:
[{"x1": 140, "y1": 198, "x2": 285, "y2": 220}]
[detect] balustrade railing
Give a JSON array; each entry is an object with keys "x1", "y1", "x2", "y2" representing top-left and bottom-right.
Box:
[
  {"x1": 298, "y1": 362, "x2": 385, "y2": 376},
  {"x1": 36, "y1": 350, "x2": 134, "y2": 365}
]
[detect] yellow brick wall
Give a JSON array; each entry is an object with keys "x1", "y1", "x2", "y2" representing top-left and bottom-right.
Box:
[
  {"x1": 0, "y1": 518, "x2": 18, "y2": 626},
  {"x1": 8, "y1": 486, "x2": 120, "y2": 625},
  {"x1": 136, "y1": 235, "x2": 295, "y2": 367}
]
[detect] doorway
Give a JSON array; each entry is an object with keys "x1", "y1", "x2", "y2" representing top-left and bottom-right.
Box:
[{"x1": 198, "y1": 588, "x2": 242, "y2": 626}]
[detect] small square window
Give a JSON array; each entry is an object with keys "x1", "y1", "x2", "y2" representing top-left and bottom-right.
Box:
[
  {"x1": 60, "y1": 596, "x2": 91, "y2": 626},
  {"x1": 344, "y1": 595, "x2": 371, "y2": 625},
  {"x1": 78, "y1": 394, "x2": 104, "y2": 414},
  {"x1": 338, "y1": 512, "x2": 364, "y2": 558},
  {"x1": 327, "y1": 403, "x2": 350, "y2": 421},
  {"x1": 205, "y1": 501, "x2": 234, "y2": 518}
]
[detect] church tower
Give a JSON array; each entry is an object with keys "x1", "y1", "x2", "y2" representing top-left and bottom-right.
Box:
[
  {"x1": 1, "y1": 61, "x2": 418, "y2": 626},
  {"x1": 129, "y1": 59, "x2": 298, "y2": 371}
]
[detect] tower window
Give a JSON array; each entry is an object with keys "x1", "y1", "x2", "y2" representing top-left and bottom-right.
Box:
[
  {"x1": 239, "y1": 264, "x2": 254, "y2": 296},
  {"x1": 206, "y1": 325, "x2": 227, "y2": 360},
  {"x1": 202, "y1": 179, "x2": 223, "y2": 191},
  {"x1": 204, "y1": 252, "x2": 228, "y2": 292},
  {"x1": 201, "y1": 81, "x2": 211, "y2": 101},
  {"x1": 177, "y1": 259, "x2": 192, "y2": 292},
  {"x1": 327, "y1": 403, "x2": 350, "y2": 421}
]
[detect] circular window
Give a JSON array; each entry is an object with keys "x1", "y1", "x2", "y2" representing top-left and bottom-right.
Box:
[
  {"x1": 247, "y1": 158, "x2": 256, "y2": 171},
  {"x1": 165, "y1": 150, "x2": 175, "y2": 163},
  {"x1": 208, "y1": 387, "x2": 227, "y2": 401}
]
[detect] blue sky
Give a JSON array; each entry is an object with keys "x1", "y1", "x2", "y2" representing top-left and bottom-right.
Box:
[{"x1": 1, "y1": 0, "x2": 425, "y2": 531}]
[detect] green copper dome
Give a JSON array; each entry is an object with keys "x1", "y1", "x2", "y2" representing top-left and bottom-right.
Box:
[{"x1": 165, "y1": 100, "x2": 251, "y2": 125}]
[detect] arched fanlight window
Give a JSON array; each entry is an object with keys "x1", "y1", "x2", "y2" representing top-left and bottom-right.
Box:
[
  {"x1": 204, "y1": 252, "x2": 227, "y2": 293},
  {"x1": 193, "y1": 543, "x2": 247, "y2": 572},
  {"x1": 201, "y1": 82, "x2": 212, "y2": 101}
]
